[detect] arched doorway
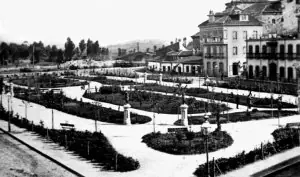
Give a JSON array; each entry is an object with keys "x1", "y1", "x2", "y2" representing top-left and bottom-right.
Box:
[
  {"x1": 213, "y1": 62, "x2": 217, "y2": 76},
  {"x1": 219, "y1": 62, "x2": 224, "y2": 74},
  {"x1": 178, "y1": 67, "x2": 182, "y2": 74},
  {"x1": 249, "y1": 65, "x2": 253, "y2": 79},
  {"x1": 269, "y1": 63, "x2": 277, "y2": 81},
  {"x1": 262, "y1": 66, "x2": 267, "y2": 79},
  {"x1": 255, "y1": 66, "x2": 260, "y2": 78},
  {"x1": 288, "y1": 67, "x2": 293, "y2": 81},
  {"x1": 207, "y1": 62, "x2": 211, "y2": 76},
  {"x1": 279, "y1": 67, "x2": 285, "y2": 79},
  {"x1": 232, "y1": 63, "x2": 239, "y2": 75}
]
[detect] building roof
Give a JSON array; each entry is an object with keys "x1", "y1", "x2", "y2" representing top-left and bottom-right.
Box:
[
  {"x1": 161, "y1": 56, "x2": 203, "y2": 65},
  {"x1": 191, "y1": 31, "x2": 201, "y2": 38},
  {"x1": 199, "y1": 13, "x2": 262, "y2": 27}
]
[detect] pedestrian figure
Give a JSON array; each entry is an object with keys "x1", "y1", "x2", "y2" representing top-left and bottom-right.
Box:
[
  {"x1": 221, "y1": 73, "x2": 224, "y2": 81},
  {"x1": 236, "y1": 95, "x2": 240, "y2": 109}
]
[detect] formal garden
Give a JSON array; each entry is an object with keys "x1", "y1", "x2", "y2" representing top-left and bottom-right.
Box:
[
  {"x1": 142, "y1": 130, "x2": 233, "y2": 155},
  {"x1": 194, "y1": 127, "x2": 300, "y2": 176},
  {"x1": 174, "y1": 109, "x2": 298, "y2": 125},
  {"x1": 11, "y1": 74, "x2": 87, "y2": 88},
  {"x1": 83, "y1": 85, "x2": 230, "y2": 114},
  {"x1": 13, "y1": 87, "x2": 151, "y2": 124},
  {"x1": 205, "y1": 78, "x2": 298, "y2": 96},
  {"x1": 0, "y1": 106, "x2": 140, "y2": 172},
  {"x1": 65, "y1": 75, "x2": 138, "y2": 85},
  {"x1": 147, "y1": 74, "x2": 193, "y2": 84},
  {"x1": 136, "y1": 83, "x2": 297, "y2": 108}
]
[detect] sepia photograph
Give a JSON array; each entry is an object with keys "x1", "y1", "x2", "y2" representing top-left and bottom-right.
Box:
[{"x1": 0, "y1": 0, "x2": 300, "y2": 176}]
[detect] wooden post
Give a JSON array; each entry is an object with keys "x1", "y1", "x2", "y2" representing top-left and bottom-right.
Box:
[
  {"x1": 65, "y1": 134, "x2": 68, "y2": 148},
  {"x1": 87, "y1": 141, "x2": 90, "y2": 156},
  {"x1": 31, "y1": 121, "x2": 34, "y2": 131},
  {"x1": 115, "y1": 153, "x2": 118, "y2": 171},
  {"x1": 46, "y1": 128, "x2": 49, "y2": 139},
  {"x1": 261, "y1": 143, "x2": 264, "y2": 160},
  {"x1": 212, "y1": 157, "x2": 215, "y2": 177}
]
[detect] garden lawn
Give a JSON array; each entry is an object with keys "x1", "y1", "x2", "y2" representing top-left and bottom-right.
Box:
[
  {"x1": 13, "y1": 87, "x2": 151, "y2": 125},
  {"x1": 142, "y1": 131, "x2": 233, "y2": 155},
  {"x1": 12, "y1": 74, "x2": 86, "y2": 88},
  {"x1": 137, "y1": 84, "x2": 297, "y2": 108},
  {"x1": 180, "y1": 110, "x2": 298, "y2": 125},
  {"x1": 84, "y1": 88, "x2": 230, "y2": 114}
]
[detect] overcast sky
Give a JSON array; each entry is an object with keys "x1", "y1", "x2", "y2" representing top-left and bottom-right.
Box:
[{"x1": 0, "y1": 0, "x2": 228, "y2": 47}]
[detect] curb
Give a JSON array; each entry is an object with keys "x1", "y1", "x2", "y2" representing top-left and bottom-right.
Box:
[{"x1": 0, "y1": 127, "x2": 84, "y2": 177}]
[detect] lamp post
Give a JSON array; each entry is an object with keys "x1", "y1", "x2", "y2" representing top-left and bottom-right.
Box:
[
  {"x1": 21, "y1": 100, "x2": 32, "y2": 120},
  {"x1": 94, "y1": 102, "x2": 102, "y2": 132},
  {"x1": 7, "y1": 92, "x2": 11, "y2": 132},
  {"x1": 202, "y1": 115, "x2": 211, "y2": 177}
]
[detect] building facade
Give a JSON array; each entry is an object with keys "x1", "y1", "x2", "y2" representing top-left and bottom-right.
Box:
[
  {"x1": 199, "y1": 9, "x2": 263, "y2": 77},
  {"x1": 246, "y1": 35, "x2": 300, "y2": 82}
]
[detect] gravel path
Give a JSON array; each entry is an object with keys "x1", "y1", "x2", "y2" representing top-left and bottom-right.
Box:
[{"x1": 0, "y1": 130, "x2": 76, "y2": 177}]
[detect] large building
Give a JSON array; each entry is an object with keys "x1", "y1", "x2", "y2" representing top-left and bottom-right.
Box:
[
  {"x1": 246, "y1": 16, "x2": 300, "y2": 82},
  {"x1": 192, "y1": 0, "x2": 300, "y2": 77},
  {"x1": 199, "y1": 9, "x2": 263, "y2": 77}
]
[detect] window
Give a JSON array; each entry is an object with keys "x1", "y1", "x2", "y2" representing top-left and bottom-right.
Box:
[
  {"x1": 233, "y1": 31, "x2": 238, "y2": 40},
  {"x1": 272, "y1": 19, "x2": 276, "y2": 24},
  {"x1": 233, "y1": 47, "x2": 238, "y2": 55},
  {"x1": 288, "y1": 44, "x2": 293, "y2": 54},
  {"x1": 297, "y1": 44, "x2": 300, "y2": 54},
  {"x1": 249, "y1": 45, "x2": 253, "y2": 54},
  {"x1": 186, "y1": 66, "x2": 189, "y2": 73},
  {"x1": 241, "y1": 15, "x2": 248, "y2": 21},
  {"x1": 297, "y1": 0, "x2": 300, "y2": 4},
  {"x1": 243, "y1": 31, "x2": 248, "y2": 40},
  {"x1": 255, "y1": 45, "x2": 260, "y2": 54},
  {"x1": 262, "y1": 45, "x2": 267, "y2": 54},
  {"x1": 163, "y1": 66, "x2": 166, "y2": 72},
  {"x1": 253, "y1": 31, "x2": 258, "y2": 39},
  {"x1": 224, "y1": 30, "x2": 228, "y2": 39},
  {"x1": 168, "y1": 66, "x2": 171, "y2": 71},
  {"x1": 243, "y1": 46, "x2": 246, "y2": 54}
]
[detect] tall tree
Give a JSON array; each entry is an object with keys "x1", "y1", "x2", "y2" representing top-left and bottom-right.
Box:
[
  {"x1": 49, "y1": 45, "x2": 58, "y2": 62},
  {"x1": 64, "y1": 37, "x2": 75, "y2": 61},
  {"x1": 93, "y1": 41, "x2": 100, "y2": 56},
  {"x1": 0, "y1": 42, "x2": 9, "y2": 65},
  {"x1": 79, "y1": 39, "x2": 86, "y2": 55},
  {"x1": 56, "y1": 49, "x2": 64, "y2": 69},
  {"x1": 153, "y1": 45, "x2": 157, "y2": 52},
  {"x1": 86, "y1": 39, "x2": 93, "y2": 56}
]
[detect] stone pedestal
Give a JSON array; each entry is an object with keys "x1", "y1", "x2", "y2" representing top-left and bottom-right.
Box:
[
  {"x1": 180, "y1": 104, "x2": 189, "y2": 126},
  {"x1": 159, "y1": 73, "x2": 163, "y2": 85},
  {"x1": 123, "y1": 104, "x2": 131, "y2": 125},
  {"x1": 144, "y1": 73, "x2": 147, "y2": 83}
]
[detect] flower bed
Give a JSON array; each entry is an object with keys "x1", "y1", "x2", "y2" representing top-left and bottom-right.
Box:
[
  {"x1": 194, "y1": 128, "x2": 300, "y2": 177},
  {"x1": 12, "y1": 74, "x2": 87, "y2": 88},
  {"x1": 175, "y1": 110, "x2": 298, "y2": 125},
  {"x1": 147, "y1": 75, "x2": 193, "y2": 84},
  {"x1": 66, "y1": 76, "x2": 138, "y2": 85},
  {"x1": 14, "y1": 87, "x2": 151, "y2": 124},
  {"x1": 84, "y1": 87, "x2": 230, "y2": 114},
  {"x1": 0, "y1": 106, "x2": 139, "y2": 172},
  {"x1": 137, "y1": 84, "x2": 296, "y2": 108},
  {"x1": 142, "y1": 131, "x2": 233, "y2": 155}
]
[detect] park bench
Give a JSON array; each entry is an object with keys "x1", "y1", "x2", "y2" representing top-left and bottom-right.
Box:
[
  {"x1": 167, "y1": 127, "x2": 188, "y2": 133},
  {"x1": 60, "y1": 123, "x2": 75, "y2": 130},
  {"x1": 286, "y1": 122, "x2": 300, "y2": 129}
]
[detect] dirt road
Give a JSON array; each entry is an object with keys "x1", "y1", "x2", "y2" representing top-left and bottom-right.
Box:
[{"x1": 0, "y1": 132, "x2": 77, "y2": 177}]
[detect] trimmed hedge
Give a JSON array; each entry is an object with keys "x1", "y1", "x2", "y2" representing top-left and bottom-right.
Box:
[
  {"x1": 137, "y1": 83, "x2": 296, "y2": 108},
  {"x1": 194, "y1": 128, "x2": 300, "y2": 177},
  {"x1": 14, "y1": 87, "x2": 151, "y2": 125},
  {"x1": 84, "y1": 88, "x2": 230, "y2": 114},
  {"x1": 0, "y1": 106, "x2": 139, "y2": 172},
  {"x1": 142, "y1": 131, "x2": 233, "y2": 155}
]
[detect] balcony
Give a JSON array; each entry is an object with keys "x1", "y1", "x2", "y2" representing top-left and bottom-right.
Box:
[
  {"x1": 247, "y1": 53, "x2": 300, "y2": 60},
  {"x1": 204, "y1": 53, "x2": 226, "y2": 59}
]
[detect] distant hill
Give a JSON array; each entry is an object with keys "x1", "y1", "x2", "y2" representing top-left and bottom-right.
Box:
[{"x1": 107, "y1": 39, "x2": 168, "y2": 57}]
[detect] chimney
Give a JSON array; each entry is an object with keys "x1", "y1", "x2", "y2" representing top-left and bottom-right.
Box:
[{"x1": 208, "y1": 10, "x2": 215, "y2": 22}]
